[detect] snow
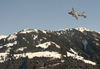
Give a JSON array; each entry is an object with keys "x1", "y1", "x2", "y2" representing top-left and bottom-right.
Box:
[
  {"x1": 0, "y1": 35, "x2": 7, "y2": 40},
  {"x1": 52, "y1": 63, "x2": 60, "y2": 66},
  {"x1": 0, "y1": 41, "x2": 18, "y2": 62},
  {"x1": 36, "y1": 42, "x2": 60, "y2": 49},
  {"x1": 67, "y1": 51, "x2": 96, "y2": 65},
  {"x1": 20, "y1": 29, "x2": 38, "y2": 34},
  {"x1": 70, "y1": 48, "x2": 78, "y2": 55},
  {"x1": 0, "y1": 46, "x2": 96, "y2": 65},
  {"x1": 4, "y1": 41, "x2": 17, "y2": 47},
  {"x1": 75, "y1": 27, "x2": 91, "y2": 32},
  {"x1": 0, "y1": 41, "x2": 17, "y2": 49},
  {"x1": 52, "y1": 42, "x2": 60, "y2": 48},
  {"x1": 33, "y1": 35, "x2": 38, "y2": 40},
  {"x1": 16, "y1": 47, "x2": 27, "y2": 52},
  {"x1": 67, "y1": 52, "x2": 84, "y2": 60},
  {"x1": 26, "y1": 51, "x2": 61, "y2": 59},
  {"x1": 96, "y1": 42, "x2": 99, "y2": 46},
  {"x1": 58, "y1": 28, "x2": 72, "y2": 31},
  {"x1": 22, "y1": 37, "x2": 30, "y2": 43},
  {"x1": 14, "y1": 51, "x2": 61, "y2": 59},
  {"x1": 42, "y1": 30, "x2": 47, "y2": 34},
  {"x1": 0, "y1": 53, "x2": 7, "y2": 62},
  {"x1": 0, "y1": 47, "x2": 15, "y2": 62},
  {"x1": 43, "y1": 37, "x2": 47, "y2": 39},
  {"x1": 22, "y1": 37, "x2": 26, "y2": 41},
  {"x1": 7, "y1": 34, "x2": 17, "y2": 41},
  {"x1": 0, "y1": 46, "x2": 3, "y2": 49},
  {"x1": 58, "y1": 27, "x2": 92, "y2": 36},
  {"x1": 57, "y1": 32, "x2": 61, "y2": 36},
  {"x1": 83, "y1": 59, "x2": 96, "y2": 65},
  {"x1": 36, "y1": 42, "x2": 51, "y2": 49},
  {"x1": 95, "y1": 38, "x2": 99, "y2": 41},
  {"x1": 61, "y1": 60, "x2": 65, "y2": 62}
]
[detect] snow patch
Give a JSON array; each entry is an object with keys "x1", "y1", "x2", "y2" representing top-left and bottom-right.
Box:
[
  {"x1": 33, "y1": 35, "x2": 38, "y2": 40},
  {"x1": 57, "y1": 32, "x2": 61, "y2": 36},
  {"x1": 0, "y1": 41, "x2": 17, "y2": 63},
  {"x1": 58, "y1": 28, "x2": 73, "y2": 31},
  {"x1": 22, "y1": 37, "x2": 26, "y2": 41},
  {"x1": 36, "y1": 42, "x2": 51, "y2": 49},
  {"x1": 20, "y1": 29, "x2": 38, "y2": 34},
  {"x1": 4, "y1": 41, "x2": 17, "y2": 47},
  {"x1": 52, "y1": 42, "x2": 60, "y2": 49},
  {"x1": 16, "y1": 47, "x2": 27, "y2": 52},
  {"x1": 14, "y1": 51, "x2": 61, "y2": 59},
  {"x1": 95, "y1": 38, "x2": 99, "y2": 41},
  {"x1": 70, "y1": 48, "x2": 78, "y2": 55},
  {"x1": 0, "y1": 35, "x2": 7, "y2": 40},
  {"x1": 0, "y1": 46, "x2": 3, "y2": 49},
  {"x1": 7, "y1": 34, "x2": 17, "y2": 41},
  {"x1": 67, "y1": 51, "x2": 96, "y2": 65},
  {"x1": 42, "y1": 30, "x2": 47, "y2": 34},
  {"x1": 36, "y1": 42, "x2": 60, "y2": 49},
  {"x1": 96, "y1": 42, "x2": 99, "y2": 46},
  {"x1": 76, "y1": 27, "x2": 91, "y2": 32},
  {"x1": 0, "y1": 41, "x2": 18, "y2": 62},
  {"x1": 61, "y1": 60, "x2": 65, "y2": 62},
  {"x1": 0, "y1": 53, "x2": 7, "y2": 62}
]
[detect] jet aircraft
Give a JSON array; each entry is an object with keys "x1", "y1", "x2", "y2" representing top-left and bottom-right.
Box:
[{"x1": 68, "y1": 8, "x2": 86, "y2": 20}]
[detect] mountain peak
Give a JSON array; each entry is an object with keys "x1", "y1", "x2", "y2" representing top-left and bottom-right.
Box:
[
  {"x1": 19, "y1": 29, "x2": 39, "y2": 34},
  {"x1": 75, "y1": 27, "x2": 91, "y2": 32},
  {"x1": 0, "y1": 27, "x2": 100, "y2": 69},
  {"x1": 58, "y1": 27, "x2": 91, "y2": 32}
]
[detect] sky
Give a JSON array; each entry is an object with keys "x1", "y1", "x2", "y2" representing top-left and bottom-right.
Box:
[{"x1": 0, "y1": 0, "x2": 100, "y2": 35}]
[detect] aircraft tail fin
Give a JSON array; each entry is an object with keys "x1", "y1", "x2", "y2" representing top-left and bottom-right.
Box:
[
  {"x1": 82, "y1": 11, "x2": 86, "y2": 18},
  {"x1": 82, "y1": 11, "x2": 85, "y2": 15},
  {"x1": 84, "y1": 15, "x2": 86, "y2": 18}
]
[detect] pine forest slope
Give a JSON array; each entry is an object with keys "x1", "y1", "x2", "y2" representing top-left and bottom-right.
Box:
[{"x1": 0, "y1": 27, "x2": 100, "y2": 69}]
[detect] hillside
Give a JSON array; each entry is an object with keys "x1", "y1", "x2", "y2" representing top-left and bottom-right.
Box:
[{"x1": 0, "y1": 27, "x2": 100, "y2": 69}]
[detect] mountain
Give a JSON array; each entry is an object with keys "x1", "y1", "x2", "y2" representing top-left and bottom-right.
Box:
[{"x1": 0, "y1": 27, "x2": 100, "y2": 69}]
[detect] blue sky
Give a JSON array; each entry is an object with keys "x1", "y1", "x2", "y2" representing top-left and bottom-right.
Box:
[{"x1": 0, "y1": 0, "x2": 100, "y2": 35}]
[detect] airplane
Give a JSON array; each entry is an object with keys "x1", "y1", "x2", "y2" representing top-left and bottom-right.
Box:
[{"x1": 68, "y1": 8, "x2": 86, "y2": 20}]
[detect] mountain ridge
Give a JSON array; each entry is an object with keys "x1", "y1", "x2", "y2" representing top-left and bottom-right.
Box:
[{"x1": 0, "y1": 27, "x2": 100, "y2": 69}]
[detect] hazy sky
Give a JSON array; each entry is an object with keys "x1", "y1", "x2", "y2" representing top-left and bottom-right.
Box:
[{"x1": 0, "y1": 0, "x2": 100, "y2": 35}]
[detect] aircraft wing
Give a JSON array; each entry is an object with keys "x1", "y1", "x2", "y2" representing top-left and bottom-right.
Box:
[{"x1": 75, "y1": 16, "x2": 79, "y2": 20}]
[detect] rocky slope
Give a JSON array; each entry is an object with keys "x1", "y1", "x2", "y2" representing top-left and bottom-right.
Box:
[{"x1": 0, "y1": 27, "x2": 100, "y2": 69}]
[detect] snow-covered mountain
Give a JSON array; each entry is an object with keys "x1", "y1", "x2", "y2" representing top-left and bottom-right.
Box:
[{"x1": 0, "y1": 27, "x2": 100, "y2": 69}]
